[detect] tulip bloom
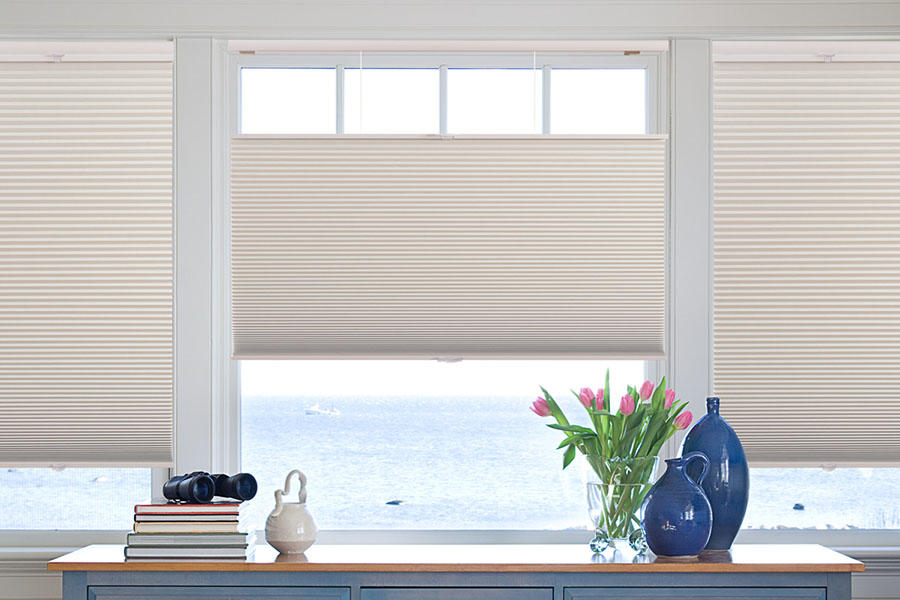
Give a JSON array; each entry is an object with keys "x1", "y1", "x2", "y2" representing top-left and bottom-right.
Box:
[
  {"x1": 530, "y1": 397, "x2": 552, "y2": 417},
  {"x1": 664, "y1": 388, "x2": 676, "y2": 409},
  {"x1": 619, "y1": 394, "x2": 635, "y2": 416},
  {"x1": 674, "y1": 411, "x2": 693, "y2": 430},
  {"x1": 595, "y1": 389, "x2": 605, "y2": 410},
  {"x1": 578, "y1": 387, "x2": 596, "y2": 409},
  {"x1": 639, "y1": 380, "x2": 654, "y2": 400}
]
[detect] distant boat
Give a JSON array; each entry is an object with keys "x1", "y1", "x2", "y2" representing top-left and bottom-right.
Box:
[{"x1": 305, "y1": 403, "x2": 340, "y2": 416}]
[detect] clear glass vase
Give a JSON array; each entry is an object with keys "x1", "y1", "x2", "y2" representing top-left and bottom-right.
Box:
[{"x1": 584, "y1": 455, "x2": 659, "y2": 555}]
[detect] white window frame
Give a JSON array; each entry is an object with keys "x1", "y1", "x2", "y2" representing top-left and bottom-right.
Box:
[
  {"x1": 231, "y1": 50, "x2": 663, "y2": 135},
  {"x1": 221, "y1": 48, "x2": 670, "y2": 539}
]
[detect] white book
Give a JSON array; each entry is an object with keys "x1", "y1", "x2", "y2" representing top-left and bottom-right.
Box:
[
  {"x1": 135, "y1": 498, "x2": 248, "y2": 515},
  {"x1": 127, "y1": 532, "x2": 256, "y2": 546},
  {"x1": 133, "y1": 520, "x2": 252, "y2": 534},
  {"x1": 135, "y1": 513, "x2": 246, "y2": 522},
  {"x1": 125, "y1": 545, "x2": 256, "y2": 559}
]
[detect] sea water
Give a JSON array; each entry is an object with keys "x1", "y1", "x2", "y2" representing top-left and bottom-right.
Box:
[{"x1": 1, "y1": 394, "x2": 898, "y2": 531}]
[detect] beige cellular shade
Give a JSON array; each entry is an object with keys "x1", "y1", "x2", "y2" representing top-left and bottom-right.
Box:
[
  {"x1": 713, "y1": 61, "x2": 900, "y2": 466},
  {"x1": 231, "y1": 135, "x2": 666, "y2": 359},
  {"x1": 0, "y1": 62, "x2": 174, "y2": 467}
]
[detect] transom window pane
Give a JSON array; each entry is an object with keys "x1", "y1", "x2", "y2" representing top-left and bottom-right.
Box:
[
  {"x1": 447, "y1": 69, "x2": 542, "y2": 134},
  {"x1": 241, "y1": 68, "x2": 336, "y2": 134},
  {"x1": 344, "y1": 68, "x2": 439, "y2": 134},
  {"x1": 551, "y1": 69, "x2": 646, "y2": 134}
]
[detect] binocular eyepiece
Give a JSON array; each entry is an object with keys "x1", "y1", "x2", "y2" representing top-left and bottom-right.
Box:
[{"x1": 163, "y1": 471, "x2": 258, "y2": 504}]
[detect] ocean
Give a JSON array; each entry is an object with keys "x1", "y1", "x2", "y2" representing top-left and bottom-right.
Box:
[{"x1": 1, "y1": 394, "x2": 897, "y2": 531}]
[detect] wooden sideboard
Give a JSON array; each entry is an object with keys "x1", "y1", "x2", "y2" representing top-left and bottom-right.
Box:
[{"x1": 48, "y1": 543, "x2": 864, "y2": 600}]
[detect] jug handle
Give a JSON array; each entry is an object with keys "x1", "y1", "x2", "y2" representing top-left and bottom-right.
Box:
[
  {"x1": 682, "y1": 451, "x2": 710, "y2": 485},
  {"x1": 271, "y1": 469, "x2": 307, "y2": 518}
]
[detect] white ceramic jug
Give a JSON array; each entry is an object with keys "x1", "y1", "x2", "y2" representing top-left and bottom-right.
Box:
[{"x1": 265, "y1": 469, "x2": 318, "y2": 554}]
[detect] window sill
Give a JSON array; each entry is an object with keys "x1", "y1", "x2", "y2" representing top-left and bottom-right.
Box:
[{"x1": 2, "y1": 528, "x2": 897, "y2": 568}]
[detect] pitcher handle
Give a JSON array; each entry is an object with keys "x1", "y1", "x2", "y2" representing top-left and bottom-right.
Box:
[
  {"x1": 682, "y1": 451, "x2": 710, "y2": 485},
  {"x1": 271, "y1": 469, "x2": 307, "y2": 517}
]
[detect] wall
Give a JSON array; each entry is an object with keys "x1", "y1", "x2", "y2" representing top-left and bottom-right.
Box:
[
  {"x1": 1, "y1": 0, "x2": 900, "y2": 38},
  {"x1": 0, "y1": 1, "x2": 898, "y2": 599}
]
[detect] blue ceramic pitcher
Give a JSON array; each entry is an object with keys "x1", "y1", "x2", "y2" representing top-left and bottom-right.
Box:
[
  {"x1": 640, "y1": 451, "x2": 712, "y2": 558},
  {"x1": 681, "y1": 397, "x2": 750, "y2": 550}
]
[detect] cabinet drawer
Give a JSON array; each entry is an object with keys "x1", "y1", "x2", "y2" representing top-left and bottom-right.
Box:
[
  {"x1": 89, "y1": 586, "x2": 350, "y2": 600},
  {"x1": 565, "y1": 588, "x2": 825, "y2": 600},
  {"x1": 363, "y1": 588, "x2": 553, "y2": 600}
]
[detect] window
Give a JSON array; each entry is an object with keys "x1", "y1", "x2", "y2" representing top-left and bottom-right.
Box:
[
  {"x1": 550, "y1": 69, "x2": 646, "y2": 134},
  {"x1": 447, "y1": 69, "x2": 541, "y2": 133},
  {"x1": 345, "y1": 68, "x2": 439, "y2": 134},
  {"x1": 745, "y1": 468, "x2": 900, "y2": 529},
  {"x1": 0, "y1": 468, "x2": 150, "y2": 530},
  {"x1": 241, "y1": 68, "x2": 336, "y2": 133},
  {"x1": 712, "y1": 52, "x2": 900, "y2": 531},
  {"x1": 241, "y1": 360, "x2": 646, "y2": 530},
  {"x1": 234, "y1": 52, "x2": 655, "y2": 135},
  {"x1": 234, "y1": 51, "x2": 657, "y2": 531},
  {"x1": 0, "y1": 46, "x2": 171, "y2": 531}
]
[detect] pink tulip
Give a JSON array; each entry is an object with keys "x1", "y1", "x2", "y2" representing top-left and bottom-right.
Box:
[
  {"x1": 664, "y1": 388, "x2": 676, "y2": 409},
  {"x1": 619, "y1": 394, "x2": 635, "y2": 416},
  {"x1": 674, "y1": 411, "x2": 693, "y2": 430},
  {"x1": 578, "y1": 387, "x2": 596, "y2": 409},
  {"x1": 530, "y1": 397, "x2": 552, "y2": 417},
  {"x1": 595, "y1": 389, "x2": 605, "y2": 410},
  {"x1": 639, "y1": 380, "x2": 654, "y2": 400}
]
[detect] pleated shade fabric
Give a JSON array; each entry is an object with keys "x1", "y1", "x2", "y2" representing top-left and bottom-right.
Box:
[
  {"x1": 713, "y1": 61, "x2": 900, "y2": 466},
  {"x1": 0, "y1": 62, "x2": 174, "y2": 466},
  {"x1": 231, "y1": 135, "x2": 666, "y2": 359}
]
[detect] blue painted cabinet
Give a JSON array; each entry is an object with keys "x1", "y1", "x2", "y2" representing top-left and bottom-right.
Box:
[
  {"x1": 88, "y1": 587, "x2": 350, "y2": 600},
  {"x1": 361, "y1": 589, "x2": 553, "y2": 600},
  {"x1": 565, "y1": 588, "x2": 826, "y2": 600},
  {"x1": 63, "y1": 570, "x2": 851, "y2": 600}
]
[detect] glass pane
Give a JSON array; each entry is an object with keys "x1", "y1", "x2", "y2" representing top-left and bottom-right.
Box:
[
  {"x1": 241, "y1": 360, "x2": 644, "y2": 529},
  {"x1": 345, "y1": 69, "x2": 439, "y2": 134},
  {"x1": 745, "y1": 468, "x2": 900, "y2": 529},
  {"x1": 0, "y1": 468, "x2": 149, "y2": 529},
  {"x1": 241, "y1": 68, "x2": 336, "y2": 134},
  {"x1": 448, "y1": 69, "x2": 542, "y2": 134},
  {"x1": 551, "y1": 69, "x2": 646, "y2": 134}
]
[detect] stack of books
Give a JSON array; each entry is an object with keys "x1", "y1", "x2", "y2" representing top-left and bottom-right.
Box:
[{"x1": 125, "y1": 498, "x2": 256, "y2": 559}]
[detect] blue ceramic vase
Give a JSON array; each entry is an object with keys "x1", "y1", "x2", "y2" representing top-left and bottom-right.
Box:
[
  {"x1": 640, "y1": 451, "x2": 712, "y2": 558},
  {"x1": 681, "y1": 397, "x2": 750, "y2": 551}
]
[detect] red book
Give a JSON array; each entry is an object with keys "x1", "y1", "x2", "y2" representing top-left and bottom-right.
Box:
[{"x1": 135, "y1": 498, "x2": 247, "y2": 515}]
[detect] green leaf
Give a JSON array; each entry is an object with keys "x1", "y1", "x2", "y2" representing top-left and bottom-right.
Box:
[
  {"x1": 547, "y1": 423, "x2": 595, "y2": 434},
  {"x1": 557, "y1": 433, "x2": 595, "y2": 449},
  {"x1": 587, "y1": 408, "x2": 613, "y2": 417},
  {"x1": 651, "y1": 376, "x2": 665, "y2": 410},
  {"x1": 562, "y1": 444, "x2": 577, "y2": 469}
]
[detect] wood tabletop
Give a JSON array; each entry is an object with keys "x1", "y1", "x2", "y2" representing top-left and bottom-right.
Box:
[{"x1": 48, "y1": 543, "x2": 864, "y2": 573}]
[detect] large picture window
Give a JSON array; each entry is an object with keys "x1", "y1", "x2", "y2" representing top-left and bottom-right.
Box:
[{"x1": 235, "y1": 52, "x2": 657, "y2": 530}]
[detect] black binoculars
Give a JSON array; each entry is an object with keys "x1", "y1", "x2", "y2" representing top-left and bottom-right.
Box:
[{"x1": 163, "y1": 471, "x2": 258, "y2": 504}]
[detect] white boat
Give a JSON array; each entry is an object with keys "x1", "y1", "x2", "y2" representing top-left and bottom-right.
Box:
[{"x1": 305, "y1": 403, "x2": 340, "y2": 416}]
